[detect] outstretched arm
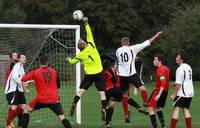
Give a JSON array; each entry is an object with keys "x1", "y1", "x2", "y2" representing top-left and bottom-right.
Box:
[
  {"x1": 148, "y1": 31, "x2": 162, "y2": 44},
  {"x1": 82, "y1": 17, "x2": 95, "y2": 47}
]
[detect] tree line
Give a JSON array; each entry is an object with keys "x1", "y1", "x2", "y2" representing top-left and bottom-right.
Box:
[{"x1": 0, "y1": 0, "x2": 199, "y2": 80}]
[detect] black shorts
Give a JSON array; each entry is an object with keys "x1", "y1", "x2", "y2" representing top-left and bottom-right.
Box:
[
  {"x1": 157, "y1": 91, "x2": 168, "y2": 108},
  {"x1": 80, "y1": 72, "x2": 105, "y2": 91},
  {"x1": 6, "y1": 91, "x2": 26, "y2": 105},
  {"x1": 33, "y1": 102, "x2": 64, "y2": 115},
  {"x1": 120, "y1": 73, "x2": 144, "y2": 93},
  {"x1": 106, "y1": 88, "x2": 122, "y2": 102},
  {"x1": 173, "y1": 96, "x2": 192, "y2": 109}
]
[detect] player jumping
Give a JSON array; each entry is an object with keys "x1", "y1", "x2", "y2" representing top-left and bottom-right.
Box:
[
  {"x1": 67, "y1": 17, "x2": 107, "y2": 120},
  {"x1": 116, "y1": 31, "x2": 162, "y2": 108}
]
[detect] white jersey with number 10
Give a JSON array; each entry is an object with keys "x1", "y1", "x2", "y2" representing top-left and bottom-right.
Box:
[{"x1": 116, "y1": 40, "x2": 150, "y2": 77}]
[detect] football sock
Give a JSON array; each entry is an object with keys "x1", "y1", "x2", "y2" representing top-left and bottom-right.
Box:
[
  {"x1": 122, "y1": 96, "x2": 129, "y2": 116},
  {"x1": 6, "y1": 108, "x2": 17, "y2": 126},
  {"x1": 21, "y1": 113, "x2": 29, "y2": 128},
  {"x1": 128, "y1": 98, "x2": 140, "y2": 109},
  {"x1": 141, "y1": 90, "x2": 148, "y2": 104},
  {"x1": 101, "y1": 100, "x2": 107, "y2": 109},
  {"x1": 73, "y1": 95, "x2": 80, "y2": 104},
  {"x1": 62, "y1": 119, "x2": 72, "y2": 128},
  {"x1": 185, "y1": 117, "x2": 192, "y2": 128},
  {"x1": 150, "y1": 114, "x2": 157, "y2": 128},
  {"x1": 157, "y1": 111, "x2": 165, "y2": 125},
  {"x1": 170, "y1": 118, "x2": 178, "y2": 128}
]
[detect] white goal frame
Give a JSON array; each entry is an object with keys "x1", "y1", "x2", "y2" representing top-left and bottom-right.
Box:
[{"x1": 0, "y1": 24, "x2": 82, "y2": 124}]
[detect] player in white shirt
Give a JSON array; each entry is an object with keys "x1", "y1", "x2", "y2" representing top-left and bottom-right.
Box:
[
  {"x1": 5, "y1": 53, "x2": 27, "y2": 128},
  {"x1": 116, "y1": 31, "x2": 162, "y2": 107},
  {"x1": 170, "y1": 52, "x2": 194, "y2": 128}
]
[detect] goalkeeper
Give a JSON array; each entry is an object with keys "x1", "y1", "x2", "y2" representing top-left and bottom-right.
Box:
[{"x1": 67, "y1": 17, "x2": 107, "y2": 119}]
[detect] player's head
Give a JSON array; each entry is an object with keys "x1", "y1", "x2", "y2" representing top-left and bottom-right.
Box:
[
  {"x1": 18, "y1": 53, "x2": 26, "y2": 64},
  {"x1": 176, "y1": 52, "x2": 185, "y2": 65},
  {"x1": 9, "y1": 51, "x2": 18, "y2": 62},
  {"x1": 40, "y1": 55, "x2": 48, "y2": 66},
  {"x1": 121, "y1": 37, "x2": 130, "y2": 46},
  {"x1": 153, "y1": 54, "x2": 164, "y2": 67},
  {"x1": 78, "y1": 38, "x2": 87, "y2": 50}
]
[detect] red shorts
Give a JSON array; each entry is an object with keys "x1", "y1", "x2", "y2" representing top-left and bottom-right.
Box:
[{"x1": 29, "y1": 98, "x2": 38, "y2": 109}]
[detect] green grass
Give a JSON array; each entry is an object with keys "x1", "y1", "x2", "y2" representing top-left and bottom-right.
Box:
[{"x1": 1, "y1": 82, "x2": 200, "y2": 128}]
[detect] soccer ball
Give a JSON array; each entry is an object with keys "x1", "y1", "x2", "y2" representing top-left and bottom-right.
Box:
[{"x1": 73, "y1": 10, "x2": 84, "y2": 21}]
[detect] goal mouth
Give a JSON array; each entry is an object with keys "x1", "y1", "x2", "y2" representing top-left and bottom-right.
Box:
[{"x1": 0, "y1": 24, "x2": 81, "y2": 126}]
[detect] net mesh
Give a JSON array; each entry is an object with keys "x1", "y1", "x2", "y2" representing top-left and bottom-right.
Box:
[{"x1": 0, "y1": 26, "x2": 78, "y2": 127}]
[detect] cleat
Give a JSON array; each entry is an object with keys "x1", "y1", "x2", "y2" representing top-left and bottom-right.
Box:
[
  {"x1": 101, "y1": 109, "x2": 106, "y2": 121},
  {"x1": 125, "y1": 117, "x2": 130, "y2": 124},
  {"x1": 161, "y1": 124, "x2": 166, "y2": 128},
  {"x1": 106, "y1": 122, "x2": 111, "y2": 128},
  {"x1": 138, "y1": 108, "x2": 149, "y2": 115},
  {"x1": 70, "y1": 104, "x2": 76, "y2": 117}
]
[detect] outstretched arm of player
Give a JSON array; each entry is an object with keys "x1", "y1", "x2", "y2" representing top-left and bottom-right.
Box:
[
  {"x1": 66, "y1": 56, "x2": 81, "y2": 64},
  {"x1": 21, "y1": 70, "x2": 35, "y2": 83},
  {"x1": 82, "y1": 17, "x2": 95, "y2": 47},
  {"x1": 148, "y1": 31, "x2": 162, "y2": 44}
]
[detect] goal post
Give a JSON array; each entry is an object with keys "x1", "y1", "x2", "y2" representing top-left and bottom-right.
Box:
[{"x1": 0, "y1": 24, "x2": 81, "y2": 126}]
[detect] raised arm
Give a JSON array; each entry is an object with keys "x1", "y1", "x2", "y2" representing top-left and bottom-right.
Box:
[
  {"x1": 82, "y1": 17, "x2": 95, "y2": 47},
  {"x1": 148, "y1": 31, "x2": 162, "y2": 44}
]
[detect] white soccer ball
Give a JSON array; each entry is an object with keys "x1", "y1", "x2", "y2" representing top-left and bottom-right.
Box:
[{"x1": 73, "y1": 10, "x2": 84, "y2": 21}]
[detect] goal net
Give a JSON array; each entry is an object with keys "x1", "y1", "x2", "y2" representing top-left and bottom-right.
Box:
[{"x1": 0, "y1": 24, "x2": 81, "y2": 127}]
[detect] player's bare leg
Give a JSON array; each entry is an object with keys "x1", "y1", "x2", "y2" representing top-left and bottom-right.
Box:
[
  {"x1": 156, "y1": 108, "x2": 166, "y2": 128},
  {"x1": 99, "y1": 91, "x2": 107, "y2": 121},
  {"x1": 170, "y1": 107, "x2": 179, "y2": 128},
  {"x1": 70, "y1": 89, "x2": 86, "y2": 116},
  {"x1": 183, "y1": 108, "x2": 192, "y2": 128},
  {"x1": 139, "y1": 85, "x2": 148, "y2": 107}
]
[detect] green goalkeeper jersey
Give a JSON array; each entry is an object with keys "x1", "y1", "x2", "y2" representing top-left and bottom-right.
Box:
[{"x1": 69, "y1": 24, "x2": 103, "y2": 75}]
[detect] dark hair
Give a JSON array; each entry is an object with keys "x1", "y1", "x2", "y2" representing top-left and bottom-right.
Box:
[
  {"x1": 9, "y1": 51, "x2": 17, "y2": 58},
  {"x1": 18, "y1": 53, "x2": 25, "y2": 59},
  {"x1": 154, "y1": 54, "x2": 165, "y2": 63},
  {"x1": 40, "y1": 55, "x2": 48, "y2": 65},
  {"x1": 177, "y1": 52, "x2": 186, "y2": 62}
]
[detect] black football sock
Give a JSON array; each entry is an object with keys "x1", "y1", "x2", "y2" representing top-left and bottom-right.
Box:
[
  {"x1": 62, "y1": 119, "x2": 72, "y2": 128},
  {"x1": 101, "y1": 100, "x2": 107, "y2": 109},
  {"x1": 157, "y1": 111, "x2": 165, "y2": 125},
  {"x1": 73, "y1": 95, "x2": 80, "y2": 104},
  {"x1": 128, "y1": 98, "x2": 141, "y2": 109},
  {"x1": 150, "y1": 114, "x2": 157, "y2": 128},
  {"x1": 18, "y1": 113, "x2": 23, "y2": 126},
  {"x1": 109, "y1": 108, "x2": 114, "y2": 122},
  {"x1": 21, "y1": 113, "x2": 29, "y2": 128}
]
